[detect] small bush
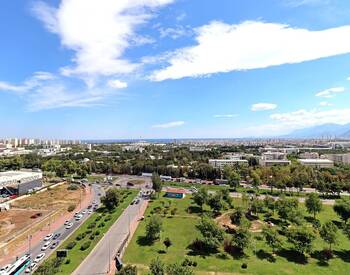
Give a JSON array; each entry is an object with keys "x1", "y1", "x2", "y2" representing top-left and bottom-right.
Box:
[
  {"x1": 95, "y1": 215, "x2": 102, "y2": 222},
  {"x1": 67, "y1": 204, "x2": 76, "y2": 212},
  {"x1": 67, "y1": 184, "x2": 79, "y2": 190},
  {"x1": 98, "y1": 222, "x2": 105, "y2": 228},
  {"x1": 104, "y1": 215, "x2": 112, "y2": 222},
  {"x1": 66, "y1": 241, "x2": 76, "y2": 250},
  {"x1": 89, "y1": 235, "x2": 95, "y2": 240},
  {"x1": 88, "y1": 222, "x2": 96, "y2": 229},
  {"x1": 85, "y1": 229, "x2": 92, "y2": 235},
  {"x1": 65, "y1": 259, "x2": 71, "y2": 265},
  {"x1": 241, "y1": 263, "x2": 248, "y2": 269},
  {"x1": 80, "y1": 241, "x2": 91, "y2": 251},
  {"x1": 94, "y1": 230, "x2": 100, "y2": 236},
  {"x1": 76, "y1": 233, "x2": 86, "y2": 241}
]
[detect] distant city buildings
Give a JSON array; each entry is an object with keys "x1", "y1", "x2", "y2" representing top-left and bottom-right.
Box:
[
  {"x1": 298, "y1": 159, "x2": 334, "y2": 168},
  {"x1": 209, "y1": 159, "x2": 248, "y2": 169}
]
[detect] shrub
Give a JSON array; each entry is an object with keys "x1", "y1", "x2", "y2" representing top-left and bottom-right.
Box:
[
  {"x1": 98, "y1": 222, "x2": 105, "y2": 228},
  {"x1": 94, "y1": 230, "x2": 100, "y2": 236},
  {"x1": 241, "y1": 263, "x2": 248, "y2": 269},
  {"x1": 80, "y1": 241, "x2": 91, "y2": 251},
  {"x1": 76, "y1": 233, "x2": 86, "y2": 241},
  {"x1": 104, "y1": 215, "x2": 112, "y2": 222},
  {"x1": 65, "y1": 259, "x2": 71, "y2": 265},
  {"x1": 67, "y1": 184, "x2": 79, "y2": 190},
  {"x1": 89, "y1": 235, "x2": 95, "y2": 240},
  {"x1": 95, "y1": 215, "x2": 102, "y2": 222},
  {"x1": 85, "y1": 229, "x2": 92, "y2": 235},
  {"x1": 66, "y1": 241, "x2": 76, "y2": 250},
  {"x1": 67, "y1": 204, "x2": 76, "y2": 212},
  {"x1": 88, "y1": 222, "x2": 96, "y2": 229}
]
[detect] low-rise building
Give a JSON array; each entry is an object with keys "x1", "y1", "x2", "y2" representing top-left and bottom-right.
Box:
[
  {"x1": 209, "y1": 159, "x2": 248, "y2": 169},
  {"x1": 323, "y1": 153, "x2": 350, "y2": 165},
  {"x1": 298, "y1": 159, "x2": 334, "y2": 168},
  {"x1": 259, "y1": 159, "x2": 291, "y2": 167}
]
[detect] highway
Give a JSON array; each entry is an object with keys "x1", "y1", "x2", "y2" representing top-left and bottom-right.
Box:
[{"x1": 16, "y1": 184, "x2": 103, "y2": 274}]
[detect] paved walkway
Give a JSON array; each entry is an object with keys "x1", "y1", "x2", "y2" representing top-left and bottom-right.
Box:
[
  {"x1": 0, "y1": 186, "x2": 93, "y2": 266},
  {"x1": 74, "y1": 198, "x2": 147, "y2": 275}
]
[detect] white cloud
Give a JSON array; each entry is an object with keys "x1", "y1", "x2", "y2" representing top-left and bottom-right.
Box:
[
  {"x1": 0, "y1": 72, "x2": 116, "y2": 111},
  {"x1": 347, "y1": 76, "x2": 350, "y2": 80},
  {"x1": 315, "y1": 87, "x2": 345, "y2": 98},
  {"x1": 150, "y1": 21, "x2": 350, "y2": 81},
  {"x1": 152, "y1": 121, "x2": 185, "y2": 128},
  {"x1": 107, "y1": 79, "x2": 128, "y2": 89},
  {"x1": 213, "y1": 114, "x2": 238, "y2": 118},
  {"x1": 270, "y1": 108, "x2": 350, "y2": 128},
  {"x1": 159, "y1": 25, "x2": 192, "y2": 39},
  {"x1": 32, "y1": 0, "x2": 173, "y2": 80},
  {"x1": 251, "y1": 103, "x2": 277, "y2": 111},
  {"x1": 283, "y1": 0, "x2": 331, "y2": 7},
  {"x1": 319, "y1": 101, "x2": 332, "y2": 106}
]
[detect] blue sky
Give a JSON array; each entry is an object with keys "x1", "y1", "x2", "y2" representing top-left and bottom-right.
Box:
[{"x1": 1, "y1": 0, "x2": 350, "y2": 139}]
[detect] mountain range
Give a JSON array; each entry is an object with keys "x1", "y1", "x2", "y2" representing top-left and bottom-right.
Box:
[{"x1": 283, "y1": 123, "x2": 350, "y2": 138}]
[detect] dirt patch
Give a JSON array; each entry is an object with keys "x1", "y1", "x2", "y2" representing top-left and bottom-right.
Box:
[
  {"x1": 216, "y1": 212, "x2": 265, "y2": 233},
  {"x1": 127, "y1": 179, "x2": 145, "y2": 186},
  {"x1": 0, "y1": 209, "x2": 50, "y2": 243}
]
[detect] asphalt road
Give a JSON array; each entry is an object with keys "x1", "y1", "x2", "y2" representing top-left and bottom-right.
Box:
[
  {"x1": 73, "y1": 195, "x2": 143, "y2": 275},
  {"x1": 17, "y1": 184, "x2": 103, "y2": 274}
]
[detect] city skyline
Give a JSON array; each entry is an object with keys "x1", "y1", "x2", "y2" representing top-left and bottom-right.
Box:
[{"x1": 1, "y1": 0, "x2": 350, "y2": 139}]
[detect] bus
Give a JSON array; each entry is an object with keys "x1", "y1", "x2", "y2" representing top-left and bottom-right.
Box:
[{"x1": 4, "y1": 254, "x2": 30, "y2": 275}]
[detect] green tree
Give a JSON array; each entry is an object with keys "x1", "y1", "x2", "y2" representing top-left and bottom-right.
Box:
[
  {"x1": 163, "y1": 237, "x2": 172, "y2": 251},
  {"x1": 101, "y1": 188, "x2": 121, "y2": 210},
  {"x1": 166, "y1": 263, "x2": 194, "y2": 275},
  {"x1": 145, "y1": 215, "x2": 163, "y2": 241},
  {"x1": 344, "y1": 223, "x2": 350, "y2": 240},
  {"x1": 232, "y1": 227, "x2": 251, "y2": 253},
  {"x1": 333, "y1": 198, "x2": 350, "y2": 224},
  {"x1": 250, "y1": 171, "x2": 261, "y2": 190},
  {"x1": 287, "y1": 226, "x2": 316, "y2": 256},
  {"x1": 230, "y1": 207, "x2": 245, "y2": 226},
  {"x1": 116, "y1": 265, "x2": 137, "y2": 275},
  {"x1": 149, "y1": 258, "x2": 165, "y2": 275},
  {"x1": 305, "y1": 193, "x2": 322, "y2": 219},
  {"x1": 192, "y1": 187, "x2": 208, "y2": 211},
  {"x1": 276, "y1": 197, "x2": 299, "y2": 222},
  {"x1": 196, "y1": 215, "x2": 224, "y2": 250},
  {"x1": 262, "y1": 226, "x2": 282, "y2": 254},
  {"x1": 152, "y1": 173, "x2": 162, "y2": 197},
  {"x1": 320, "y1": 221, "x2": 338, "y2": 251},
  {"x1": 208, "y1": 193, "x2": 224, "y2": 213}
]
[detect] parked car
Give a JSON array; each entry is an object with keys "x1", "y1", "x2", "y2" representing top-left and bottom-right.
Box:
[
  {"x1": 64, "y1": 220, "x2": 71, "y2": 226},
  {"x1": 50, "y1": 241, "x2": 59, "y2": 249}
]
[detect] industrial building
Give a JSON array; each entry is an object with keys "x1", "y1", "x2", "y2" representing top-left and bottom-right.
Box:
[{"x1": 0, "y1": 170, "x2": 43, "y2": 196}]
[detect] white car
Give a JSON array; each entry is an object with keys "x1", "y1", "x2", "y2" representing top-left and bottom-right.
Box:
[
  {"x1": 65, "y1": 222, "x2": 73, "y2": 229},
  {"x1": 64, "y1": 220, "x2": 71, "y2": 225},
  {"x1": 25, "y1": 263, "x2": 37, "y2": 273},
  {"x1": 75, "y1": 214, "x2": 83, "y2": 221},
  {"x1": 88, "y1": 209, "x2": 93, "y2": 214},
  {"x1": 81, "y1": 209, "x2": 87, "y2": 214},
  {"x1": 41, "y1": 241, "x2": 51, "y2": 251},
  {"x1": 34, "y1": 253, "x2": 45, "y2": 263},
  {"x1": 44, "y1": 233, "x2": 53, "y2": 241}
]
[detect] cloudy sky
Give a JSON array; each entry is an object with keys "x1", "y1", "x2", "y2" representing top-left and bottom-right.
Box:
[{"x1": 1, "y1": 0, "x2": 350, "y2": 139}]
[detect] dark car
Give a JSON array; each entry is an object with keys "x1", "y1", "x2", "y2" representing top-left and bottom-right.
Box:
[
  {"x1": 53, "y1": 233, "x2": 61, "y2": 240},
  {"x1": 50, "y1": 241, "x2": 59, "y2": 249}
]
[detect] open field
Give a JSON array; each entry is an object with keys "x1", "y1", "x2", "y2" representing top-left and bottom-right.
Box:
[
  {"x1": 123, "y1": 193, "x2": 350, "y2": 275},
  {"x1": 0, "y1": 184, "x2": 86, "y2": 258},
  {"x1": 35, "y1": 189, "x2": 138, "y2": 275}
]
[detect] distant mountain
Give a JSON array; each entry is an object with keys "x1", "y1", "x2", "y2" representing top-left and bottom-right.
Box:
[{"x1": 283, "y1": 123, "x2": 350, "y2": 138}]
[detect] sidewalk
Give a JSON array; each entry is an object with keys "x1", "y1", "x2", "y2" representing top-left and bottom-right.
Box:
[{"x1": 0, "y1": 186, "x2": 93, "y2": 266}]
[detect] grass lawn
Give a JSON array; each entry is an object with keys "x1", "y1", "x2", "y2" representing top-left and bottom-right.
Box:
[
  {"x1": 123, "y1": 193, "x2": 350, "y2": 275},
  {"x1": 35, "y1": 189, "x2": 137, "y2": 275}
]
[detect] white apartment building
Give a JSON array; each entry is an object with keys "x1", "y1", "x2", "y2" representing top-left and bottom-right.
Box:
[
  {"x1": 299, "y1": 152, "x2": 319, "y2": 159},
  {"x1": 209, "y1": 159, "x2": 248, "y2": 169}
]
